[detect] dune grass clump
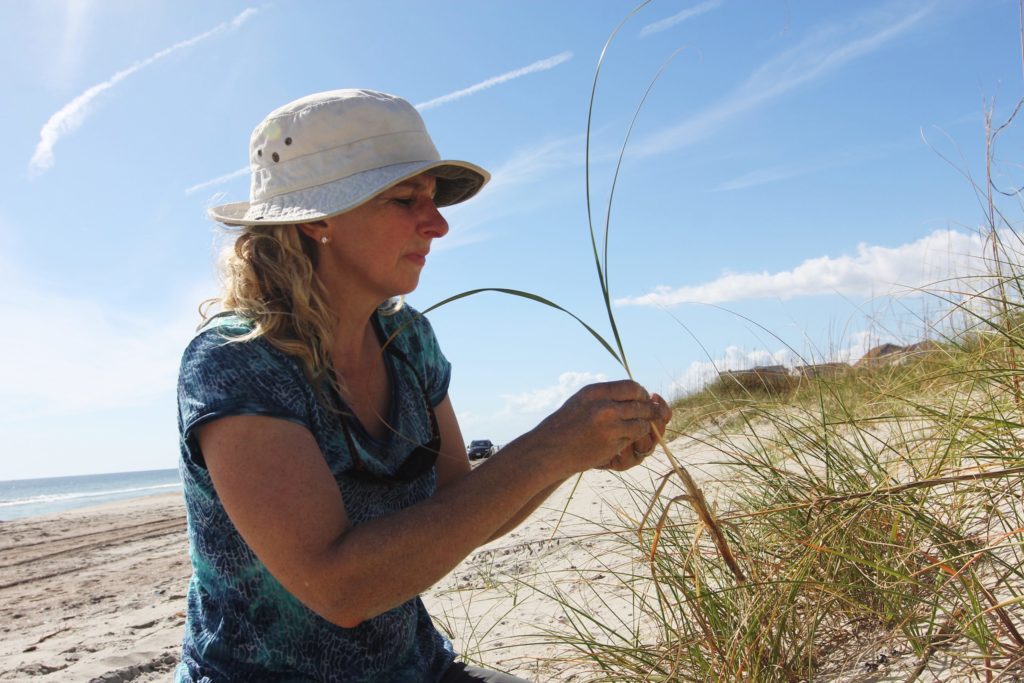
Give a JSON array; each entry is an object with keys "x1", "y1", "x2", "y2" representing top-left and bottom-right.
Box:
[
  {"x1": 551, "y1": 331, "x2": 1024, "y2": 680},
  {"x1": 550, "y1": 113, "x2": 1024, "y2": 683},
  {"x1": 540, "y1": 9, "x2": 1024, "y2": 674}
]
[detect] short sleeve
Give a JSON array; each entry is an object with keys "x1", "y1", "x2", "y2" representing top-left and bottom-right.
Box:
[
  {"x1": 380, "y1": 307, "x2": 452, "y2": 406},
  {"x1": 177, "y1": 326, "x2": 312, "y2": 466}
]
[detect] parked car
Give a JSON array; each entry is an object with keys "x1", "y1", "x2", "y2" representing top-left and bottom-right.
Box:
[{"x1": 467, "y1": 439, "x2": 496, "y2": 460}]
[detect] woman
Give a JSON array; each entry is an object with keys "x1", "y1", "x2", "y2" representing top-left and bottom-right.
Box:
[{"x1": 176, "y1": 89, "x2": 671, "y2": 682}]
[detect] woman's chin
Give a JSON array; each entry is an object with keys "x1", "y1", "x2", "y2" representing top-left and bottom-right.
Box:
[{"x1": 385, "y1": 281, "x2": 418, "y2": 301}]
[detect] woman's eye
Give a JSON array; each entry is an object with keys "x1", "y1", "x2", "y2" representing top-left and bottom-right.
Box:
[{"x1": 392, "y1": 198, "x2": 414, "y2": 207}]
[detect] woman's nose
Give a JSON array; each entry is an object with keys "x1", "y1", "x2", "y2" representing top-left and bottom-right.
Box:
[{"x1": 419, "y1": 202, "x2": 449, "y2": 238}]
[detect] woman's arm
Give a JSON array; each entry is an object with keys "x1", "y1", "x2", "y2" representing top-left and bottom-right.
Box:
[
  {"x1": 434, "y1": 392, "x2": 670, "y2": 543},
  {"x1": 432, "y1": 395, "x2": 564, "y2": 542},
  {"x1": 199, "y1": 380, "x2": 667, "y2": 629},
  {"x1": 433, "y1": 396, "x2": 471, "y2": 490}
]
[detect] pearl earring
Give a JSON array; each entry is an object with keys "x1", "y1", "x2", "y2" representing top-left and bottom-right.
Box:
[{"x1": 320, "y1": 235, "x2": 329, "y2": 245}]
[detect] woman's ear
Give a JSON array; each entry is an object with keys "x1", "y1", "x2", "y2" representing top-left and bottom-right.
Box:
[{"x1": 296, "y1": 220, "x2": 328, "y2": 241}]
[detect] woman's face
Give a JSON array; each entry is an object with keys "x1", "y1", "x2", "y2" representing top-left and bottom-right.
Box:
[{"x1": 313, "y1": 173, "x2": 448, "y2": 304}]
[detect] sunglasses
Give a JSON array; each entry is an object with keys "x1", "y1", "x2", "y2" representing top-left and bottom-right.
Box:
[{"x1": 336, "y1": 346, "x2": 442, "y2": 484}]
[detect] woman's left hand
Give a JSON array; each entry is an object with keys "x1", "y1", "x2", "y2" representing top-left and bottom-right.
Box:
[{"x1": 602, "y1": 393, "x2": 671, "y2": 472}]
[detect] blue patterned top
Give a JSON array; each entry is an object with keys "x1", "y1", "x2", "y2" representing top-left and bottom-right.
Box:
[{"x1": 175, "y1": 307, "x2": 455, "y2": 682}]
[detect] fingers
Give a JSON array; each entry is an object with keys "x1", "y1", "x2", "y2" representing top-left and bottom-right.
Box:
[
  {"x1": 603, "y1": 450, "x2": 637, "y2": 472},
  {"x1": 588, "y1": 384, "x2": 669, "y2": 438},
  {"x1": 584, "y1": 379, "x2": 650, "y2": 403},
  {"x1": 544, "y1": 380, "x2": 674, "y2": 475},
  {"x1": 628, "y1": 433, "x2": 657, "y2": 459},
  {"x1": 605, "y1": 436, "x2": 654, "y2": 472},
  {"x1": 654, "y1": 393, "x2": 671, "y2": 423},
  {"x1": 624, "y1": 399, "x2": 667, "y2": 427},
  {"x1": 607, "y1": 391, "x2": 674, "y2": 472}
]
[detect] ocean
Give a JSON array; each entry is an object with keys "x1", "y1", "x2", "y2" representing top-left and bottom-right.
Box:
[{"x1": 0, "y1": 468, "x2": 183, "y2": 521}]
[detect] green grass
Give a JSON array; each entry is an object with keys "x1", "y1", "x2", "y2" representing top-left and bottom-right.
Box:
[
  {"x1": 544, "y1": 300, "x2": 1024, "y2": 681},
  {"x1": 546, "y1": 83, "x2": 1024, "y2": 672}
]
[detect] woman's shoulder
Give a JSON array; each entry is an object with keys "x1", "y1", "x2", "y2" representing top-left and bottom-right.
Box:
[
  {"x1": 377, "y1": 304, "x2": 438, "y2": 347},
  {"x1": 192, "y1": 312, "x2": 257, "y2": 342},
  {"x1": 177, "y1": 313, "x2": 313, "y2": 418},
  {"x1": 180, "y1": 313, "x2": 293, "y2": 379},
  {"x1": 176, "y1": 314, "x2": 314, "y2": 453}
]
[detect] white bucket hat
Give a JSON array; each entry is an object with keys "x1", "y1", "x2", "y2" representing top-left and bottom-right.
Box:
[{"x1": 208, "y1": 89, "x2": 490, "y2": 226}]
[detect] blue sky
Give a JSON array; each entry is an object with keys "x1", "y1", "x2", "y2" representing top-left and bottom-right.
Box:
[{"x1": 2, "y1": 0, "x2": 1022, "y2": 480}]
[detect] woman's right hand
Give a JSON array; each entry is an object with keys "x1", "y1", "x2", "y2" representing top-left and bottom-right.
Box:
[{"x1": 523, "y1": 380, "x2": 665, "y2": 479}]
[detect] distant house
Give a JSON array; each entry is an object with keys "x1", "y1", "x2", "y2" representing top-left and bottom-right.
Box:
[
  {"x1": 856, "y1": 341, "x2": 940, "y2": 367},
  {"x1": 718, "y1": 365, "x2": 793, "y2": 393},
  {"x1": 904, "y1": 340, "x2": 942, "y2": 355},
  {"x1": 794, "y1": 362, "x2": 850, "y2": 378},
  {"x1": 753, "y1": 365, "x2": 787, "y2": 374},
  {"x1": 857, "y1": 343, "x2": 905, "y2": 365}
]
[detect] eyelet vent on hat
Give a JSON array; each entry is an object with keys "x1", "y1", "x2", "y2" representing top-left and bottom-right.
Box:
[
  {"x1": 272, "y1": 152, "x2": 280, "y2": 162},
  {"x1": 285, "y1": 137, "x2": 292, "y2": 145},
  {"x1": 257, "y1": 149, "x2": 262, "y2": 157}
]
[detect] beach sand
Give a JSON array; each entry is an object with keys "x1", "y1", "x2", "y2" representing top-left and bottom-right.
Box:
[
  {"x1": 0, "y1": 493, "x2": 189, "y2": 682},
  {"x1": 0, "y1": 453, "x2": 683, "y2": 682},
  {"x1": 0, "y1": 439, "x2": 972, "y2": 682}
]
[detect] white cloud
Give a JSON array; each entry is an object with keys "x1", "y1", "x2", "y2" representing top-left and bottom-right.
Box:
[
  {"x1": 29, "y1": 7, "x2": 259, "y2": 176},
  {"x1": 185, "y1": 165, "x2": 249, "y2": 195},
  {"x1": 639, "y1": 0, "x2": 724, "y2": 38},
  {"x1": 708, "y1": 163, "x2": 822, "y2": 192},
  {"x1": 415, "y1": 51, "x2": 573, "y2": 112},
  {"x1": 617, "y1": 229, "x2": 993, "y2": 308},
  {"x1": 633, "y1": 3, "x2": 933, "y2": 156},
  {"x1": 708, "y1": 142, "x2": 905, "y2": 193},
  {"x1": 498, "y1": 371, "x2": 607, "y2": 416},
  {"x1": 484, "y1": 135, "x2": 583, "y2": 192}
]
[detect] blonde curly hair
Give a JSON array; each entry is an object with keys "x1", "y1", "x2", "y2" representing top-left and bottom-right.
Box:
[
  {"x1": 202, "y1": 225, "x2": 336, "y2": 388},
  {"x1": 202, "y1": 223, "x2": 405, "y2": 394}
]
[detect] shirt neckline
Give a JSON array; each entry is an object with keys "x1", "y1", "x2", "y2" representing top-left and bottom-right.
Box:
[{"x1": 332, "y1": 312, "x2": 400, "y2": 451}]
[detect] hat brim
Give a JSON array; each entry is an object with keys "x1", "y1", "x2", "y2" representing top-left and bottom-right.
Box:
[{"x1": 208, "y1": 159, "x2": 490, "y2": 227}]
